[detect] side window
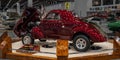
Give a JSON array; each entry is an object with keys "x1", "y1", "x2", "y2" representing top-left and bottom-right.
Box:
[{"x1": 45, "y1": 12, "x2": 60, "y2": 20}]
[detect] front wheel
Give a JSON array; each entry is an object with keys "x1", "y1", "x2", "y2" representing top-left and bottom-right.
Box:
[
  {"x1": 22, "y1": 33, "x2": 34, "y2": 44},
  {"x1": 73, "y1": 35, "x2": 90, "y2": 52}
]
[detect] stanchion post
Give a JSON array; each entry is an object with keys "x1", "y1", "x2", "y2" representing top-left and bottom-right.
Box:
[
  {"x1": 113, "y1": 39, "x2": 120, "y2": 55},
  {"x1": 56, "y1": 39, "x2": 68, "y2": 60},
  {"x1": 0, "y1": 31, "x2": 12, "y2": 58}
]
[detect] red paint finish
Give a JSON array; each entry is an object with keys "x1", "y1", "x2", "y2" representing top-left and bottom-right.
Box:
[
  {"x1": 31, "y1": 27, "x2": 44, "y2": 39},
  {"x1": 14, "y1": 8, "x2": 106, "y2": 42}
]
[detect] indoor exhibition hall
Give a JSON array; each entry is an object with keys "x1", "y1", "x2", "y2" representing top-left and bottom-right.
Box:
[{"x1": 0, "y1": 0, "x2": 120, "y2": 60}]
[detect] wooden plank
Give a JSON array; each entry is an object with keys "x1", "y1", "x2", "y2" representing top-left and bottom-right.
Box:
[
  {"x1": 56, "y1": 39, "x2": 68, "y2": 60},
  {"x1": 0, "y1": 40, "x2": 7, "y2": 58},
  {"x1": 0, "y1": 37, "x2": 9, "y2": 58},
  {"x1": 6, "y1": 52, "x2": 120, "y2": 60},
  {"x1": 113, "y1": 39, "x2": 120, "y2": 55},
  {"x1": 0, "y1": 31, "x2": 12, "y2": 58},
  {"x1": 68, "y1": 55, "x2": 120, "y2": 60},
  {"x1": 0, "y1": 31, "x2": 7, "y2": 43},
  {"x1": 6, "y1": 53, "x2": 57, "y2": 60}
]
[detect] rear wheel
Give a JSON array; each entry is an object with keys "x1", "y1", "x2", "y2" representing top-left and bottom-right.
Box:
[
  {"x1": 22, "y1": 33, "x2": 34, "y2": 44},
  {"x1": 73, "y1": 35, "x2": 90, "y2": 52}
]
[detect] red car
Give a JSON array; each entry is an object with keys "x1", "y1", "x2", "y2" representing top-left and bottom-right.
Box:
[{"x1": 14, "y1": 7, "x2": 106, "y2": 52}]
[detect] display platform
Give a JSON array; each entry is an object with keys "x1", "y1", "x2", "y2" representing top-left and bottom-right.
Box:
[
  {"x1": 0, "y1": 31, "x2": 120, "y2": 60},
  {"x1": 12, "y1": 40, "x2": 113, "y2": 58}
]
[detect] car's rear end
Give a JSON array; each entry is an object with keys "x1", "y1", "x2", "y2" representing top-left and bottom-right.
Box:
[
  {"x1": 75, "y1": 17, "x2": 107, "y2": 42},
  {"x1": 72, "y1": 21, "x2": 107, "y2": 52},
  {"x1": 87, "y1": 23, "x2": 107, "y2": 42}
]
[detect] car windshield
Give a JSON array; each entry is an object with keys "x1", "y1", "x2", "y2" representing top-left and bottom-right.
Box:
[{"x1": 45, "y1": 12, "x2": 60, "y2": 20}]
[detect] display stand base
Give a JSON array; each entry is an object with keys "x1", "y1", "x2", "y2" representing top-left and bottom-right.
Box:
[{"x1": 0, "y1": 31, "x2": 120, "y2": 60}]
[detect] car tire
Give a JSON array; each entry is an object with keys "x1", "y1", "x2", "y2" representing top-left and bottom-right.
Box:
[
  {"x1": 22, "y1": 33, "x2": 34, "y2": 44},
  {"x1": 73, "y1": 35, "x2": 90, "y2": 52}
]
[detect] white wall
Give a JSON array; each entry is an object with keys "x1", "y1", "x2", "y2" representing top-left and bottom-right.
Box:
[
  {"x1": 86, "y1": 0, "x2": 92, "y2": 11},
  {"x1": 44, "y1": 2, "x2": 74, "y2": 12},
  {"x1": 74, "y1": 0, "x2": 88, "y2": 17},
  {"x1": 73, "y1": 0, "x2": 93, "y2": 17},
  {"x1": 45, "y1": 3, "x2": 63, "y2": 12}
]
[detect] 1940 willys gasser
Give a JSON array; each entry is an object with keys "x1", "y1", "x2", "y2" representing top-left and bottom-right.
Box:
[{"x1": 14, "y1": 7, "x2": 106, "y2": 52}]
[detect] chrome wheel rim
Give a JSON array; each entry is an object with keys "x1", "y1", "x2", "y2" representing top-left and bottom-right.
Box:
[
  {"x1": 76, "y1": 38, "x2": 86, "y2": 49},
  {"x1": 23, "y1": 36, "x2": 31, "y2": 44}
]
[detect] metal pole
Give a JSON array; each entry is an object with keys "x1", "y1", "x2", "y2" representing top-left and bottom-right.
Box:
[
  {"x1": 16, "y1": 3, "x2": 21, "y2": 16},
  {"x1": 3, "y1": 0, "x2": 12, "y2": 11},
  {"x1": 28, "y1": 0, "x2": 33, "y2": 7},
  {"x1": 0, "y1": 1, "x2": 1, "y2": 8}
]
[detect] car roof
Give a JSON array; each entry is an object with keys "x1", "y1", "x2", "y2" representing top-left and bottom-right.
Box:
[{"x1": 49, "y1": 9, "x2": 75, "y2": 20}]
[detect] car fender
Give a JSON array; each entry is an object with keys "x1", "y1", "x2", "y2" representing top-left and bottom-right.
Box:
[
  {"x1": 72, "y1": 25, "x2": 89, "y2": 34},
  {"x1": 72, "y1": 26, "x2": 106, "y2": 42},
  {"x1": 31, "y1": 26, "x2": 44, "y2": 39},
  {"x1": 72, "y1": 26, "x2": 89, "y2": 38}
]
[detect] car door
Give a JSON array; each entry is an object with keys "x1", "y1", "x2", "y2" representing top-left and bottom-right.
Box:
[
  {"x1": 39, "y1": 12, "x2": 60, "y2": 38},
  {"x1": 52, "y1": 14, "x2": 74, "y2": 39}
]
